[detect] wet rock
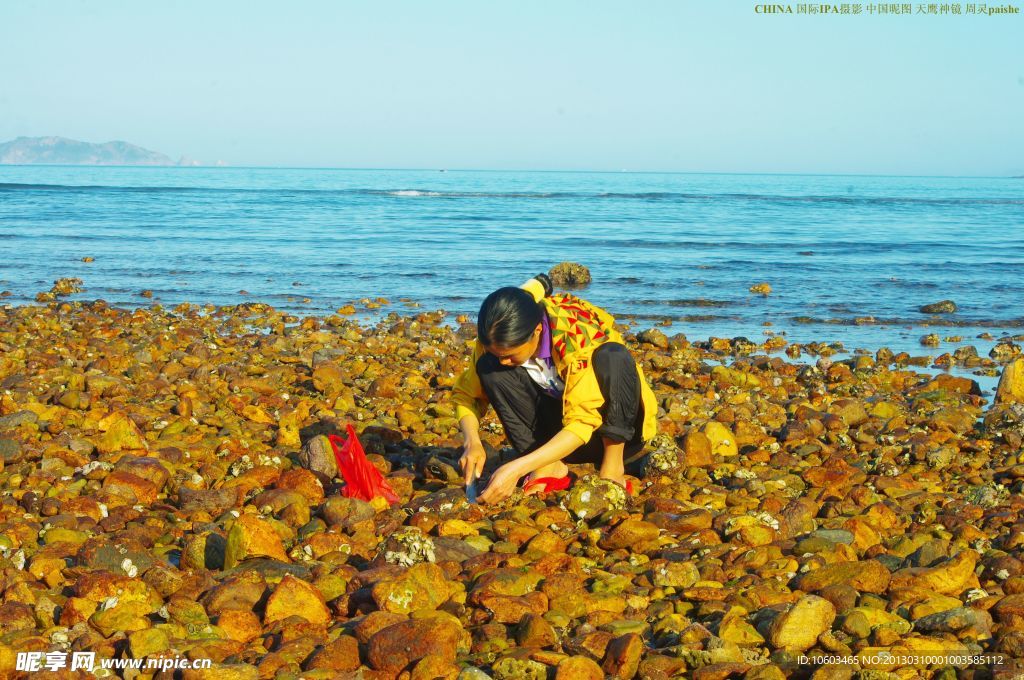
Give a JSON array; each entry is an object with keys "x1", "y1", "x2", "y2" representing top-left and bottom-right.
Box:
[
  {"x1": 920, "y1": 300, "x2": 957, "y2": 314},
  {"x1": 548, "y1": 262, "x2": 591, "y2": 286},
  {"x1": 637, "y1": 328, "x2": 669, "y2": 349},
  {"x1": 992, "y1": 341, "x2": 1022, "y2": 362},
  {"x1": 51, "y1": 277, "x2": 84, "y2": 296}
]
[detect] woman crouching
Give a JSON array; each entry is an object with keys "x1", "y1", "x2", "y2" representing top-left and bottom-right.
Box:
[{"x1": 451, "y1": 273, "x2": 657, "y2": 504}]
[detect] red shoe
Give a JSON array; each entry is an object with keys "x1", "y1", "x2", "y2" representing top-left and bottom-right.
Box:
[{"x1": 522, "y1": 474, "x2": 572, "y2": 495}]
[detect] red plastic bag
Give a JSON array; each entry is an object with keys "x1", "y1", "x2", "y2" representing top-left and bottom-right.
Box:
[{"x1": 328, "y1": 424, "x2": 399, "y2": 505}]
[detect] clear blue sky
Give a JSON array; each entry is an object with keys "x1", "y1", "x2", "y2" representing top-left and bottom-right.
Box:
[{"x1": 1, "y1": 1, "x2": 1021, "y2": 175}]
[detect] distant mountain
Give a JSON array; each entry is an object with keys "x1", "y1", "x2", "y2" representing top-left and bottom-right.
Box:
[{"x1": 0, "y1": 136, "x2": 198, "y2": 166}]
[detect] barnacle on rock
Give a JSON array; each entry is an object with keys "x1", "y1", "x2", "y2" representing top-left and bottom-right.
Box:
[{"x1": 381, "y1": 526, "x2": 436, "y2": 566}]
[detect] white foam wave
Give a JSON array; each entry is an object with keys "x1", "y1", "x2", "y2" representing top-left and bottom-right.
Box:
[{"x1": 388, "y1": 190, "x2": 442, "y2": 197}]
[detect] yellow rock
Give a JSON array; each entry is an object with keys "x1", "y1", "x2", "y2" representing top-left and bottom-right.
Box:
[
  {"x1": 276, "y1": 399, "x2": 312, "y2": 448},
  {"x1": 718, "y1": 606, "x2": 765, "y2": 646},
  {"x1": 216, "y1": 610, "x2": 263, "y2": 642},
  {"x1": 703, "y1": 421, "x2": 738, "y2": 457},
  {"x1": 711, "y1": 365, "x2": 762, "y2": 388},
  {"x1": 0, "y1": 644, "x2": 16, "y2": 676},
  {"x1": 264, "y1": 574, "x2": 331, "y2": 625},
  {"x1": 97, "y1": 411, "x2": 148, "y2": 453},
  {"x1": 996, "y1": 359, "x2": 1024, "y2": 404},
  {"x1": 840, "y1": 607, "x2": 911, "y2": 638},
  {"x1": 909, "y1": 595, "x2": 964, "y2": 620},
  {"x1": 43, "y1": 528, "x2": 89, "y2": 546},
  {"x1": 90, "y1": 605, "x2": 152, "y2": 637},
  {"x1": 767, "y1": 594, "x2": 836, "y2": 652},
  {"x1": 240, "y1": 404, "x2": 275, "y2": 425},
  {"x1": 372, "y1": 562, "x2": 452, "y2": 614},
  {"x1": 129, "y1": 627, "x2": 170, "y2": 658},
  {"x1": 889, "y1": 550, "x2": 977, "y2": 596},
  {"x1": 437, "y1": 519, "x2": 477, "y2": 538},
  {"x1": 869, "y1": 401, "x2": 901, "y2": 419},
  {"x1": 224, "y1": 514, "x2": 290, "y2": 569}
]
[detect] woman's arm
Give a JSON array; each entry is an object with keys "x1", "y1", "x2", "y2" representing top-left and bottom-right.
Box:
[
  {"x1": 458, "y1": 413, "x2": 487, "y2": 485},
  {"x1": 477, "y1": 428, "x2": 583, "y2": 504}
]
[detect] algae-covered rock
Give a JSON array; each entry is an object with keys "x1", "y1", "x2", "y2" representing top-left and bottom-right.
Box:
[
  {"x1": 548, "y1": 262, "x2": 591, "y2": 286},
  {"x1": 492, "y1": 657, "x2": 547, "y2": 680}
]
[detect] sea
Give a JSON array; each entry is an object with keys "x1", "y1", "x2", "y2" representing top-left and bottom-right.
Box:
[{"x1": 1, "y1": 166, "x2": 1022, "y2": 391}]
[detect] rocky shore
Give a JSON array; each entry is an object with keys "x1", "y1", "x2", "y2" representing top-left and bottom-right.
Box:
[{"x1": 2, "y1": 296, "x2": 1024, "y2": 680}]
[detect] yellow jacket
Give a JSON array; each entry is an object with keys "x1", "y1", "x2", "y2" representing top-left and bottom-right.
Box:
[{"x1": 451, "y1": 277, "x2": 658, "y2": 445}]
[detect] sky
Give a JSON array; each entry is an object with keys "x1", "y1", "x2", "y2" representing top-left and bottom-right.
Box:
[{"x1": 0, "y1": 1, "x2": 1021, "y2": 175}]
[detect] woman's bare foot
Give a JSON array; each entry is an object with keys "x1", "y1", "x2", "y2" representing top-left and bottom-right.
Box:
[{"x1": 523, "y1": 460, "x2": 570, "y2": 495}]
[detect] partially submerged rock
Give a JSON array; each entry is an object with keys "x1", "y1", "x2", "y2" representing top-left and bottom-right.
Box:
[{"x1": 548, "y1": 262, "x2": 592, "y2": 287}]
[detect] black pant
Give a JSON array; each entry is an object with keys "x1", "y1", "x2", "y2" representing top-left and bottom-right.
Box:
[{"x1": 477, "y1": 342, "x2": 646, "y2": 467}]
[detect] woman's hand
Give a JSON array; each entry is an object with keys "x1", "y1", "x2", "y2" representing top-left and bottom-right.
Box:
[
  {"x1": 459, "y1": 439, "x2": 487, "y2": 486},
  {"x1": 478, "y1": 462, "x2": 522, "y2": 505}
]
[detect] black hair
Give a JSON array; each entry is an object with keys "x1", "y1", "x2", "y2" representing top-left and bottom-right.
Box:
[{"x1": 478, "y1": 287, "x2": 543, "y2": 348}]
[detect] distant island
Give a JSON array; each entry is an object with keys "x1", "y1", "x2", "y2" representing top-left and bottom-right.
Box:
[{"x1": 0, "y1": 136, "x2": 213, "y2": 166}]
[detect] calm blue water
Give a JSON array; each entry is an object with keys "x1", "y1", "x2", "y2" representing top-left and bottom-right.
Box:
[{"x1": 1, "y1": 166, "x2": 1022, "y2": 361}]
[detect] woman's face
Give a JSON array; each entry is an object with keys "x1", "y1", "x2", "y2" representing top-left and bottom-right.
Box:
[{"x1": 486, "y1": 323, "x2": 543, "y2": 367}]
